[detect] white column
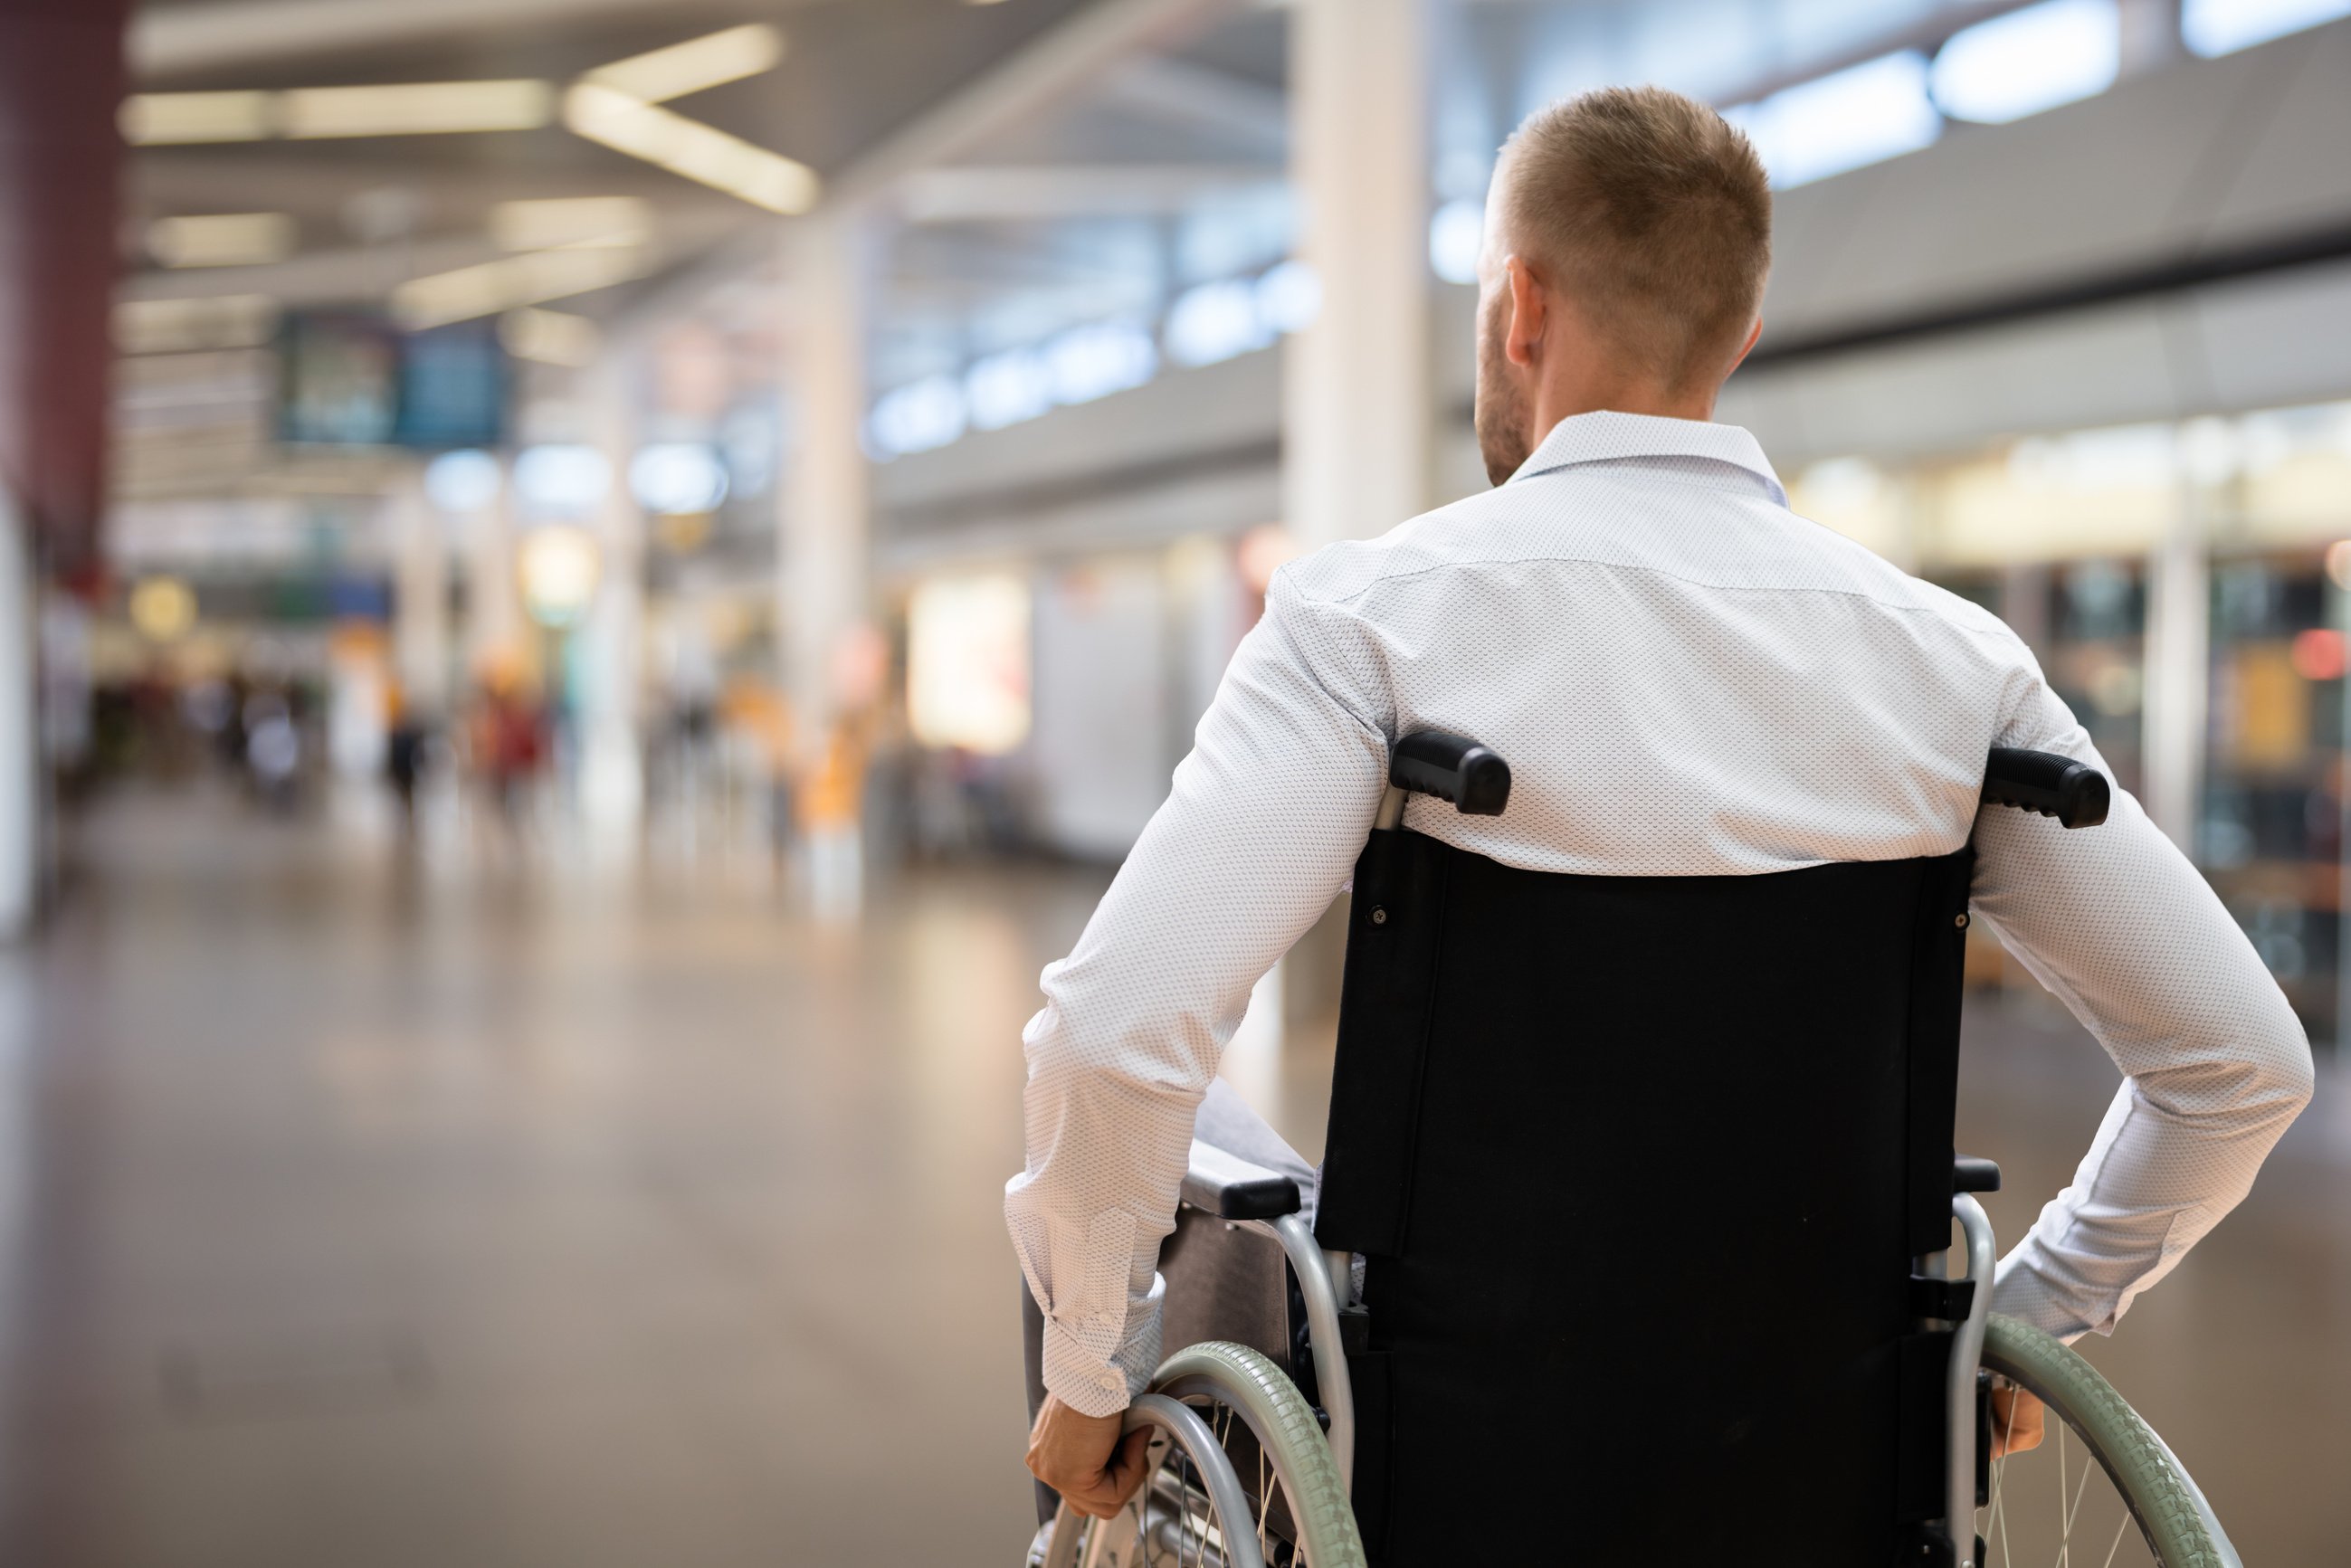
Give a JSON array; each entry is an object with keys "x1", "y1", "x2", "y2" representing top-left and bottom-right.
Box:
[
  {"x1": 1271, "y1": 0, "x2": 1435, "y2": 1035},
  {"x1": 781, "y1": 214, "x2": 873, "y2": 917},
  {"x1": 781, "y1": 214, "x2": 871, "y2": 755},
  {"x1": 0, "y1": 496, "x2": 33, "y2": 942},
  {"x1": 1285, "y1": 0, "x2": 1433, "y2": 550},
  {"x1": 390, "y1": 471, "x2": 450, "y2": 719},
  {"x1": 2142, "y1": 495, "x2": 2209, "y2": 852},
  {"x1": 576, "y1": 362, "x2": 646, "y2": 847},
  {"x1": 466, "y1": 466, "x2": 523, "y2": 679}
]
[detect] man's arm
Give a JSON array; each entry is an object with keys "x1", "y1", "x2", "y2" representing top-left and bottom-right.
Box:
[
  {"x1": 1973, "y1": 675, "x2": 2314, "y2": 1339},
  {"x1": 1005, "y1": 578, "x2": 1388, "y2": 1420}
]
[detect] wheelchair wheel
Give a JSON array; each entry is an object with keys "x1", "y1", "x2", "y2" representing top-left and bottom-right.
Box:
[
  {"x1": 1975, "y1": 1314, "x2": 2239, "y2": 1568},
  {"x1": 1027, "y1": 1341, "x2": 1365, "y2": 1568}
]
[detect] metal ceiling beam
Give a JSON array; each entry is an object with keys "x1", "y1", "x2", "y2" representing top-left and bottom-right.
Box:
[
  {"x1": 616, "y1": 0, "x2": 1247, "y2": 329},
  {"x1": 898, "y1": 162, "x2": 1278, "y2": 223},
  {"x1": 1096, "y1": 56, "x2": 1286, "y2": 157},
  {"x1": 830, "y1": 0, "x2": 1251, "y2": 210}
]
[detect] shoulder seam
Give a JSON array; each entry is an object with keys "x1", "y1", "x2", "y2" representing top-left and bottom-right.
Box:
[{"x1": 1290, "y1": 554, "x2": 2026, "y2": 642}]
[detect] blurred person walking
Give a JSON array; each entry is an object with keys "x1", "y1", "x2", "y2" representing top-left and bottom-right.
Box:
[{"x1": 1010, "y1": 85, "x2": 2313, "y2": 1541}]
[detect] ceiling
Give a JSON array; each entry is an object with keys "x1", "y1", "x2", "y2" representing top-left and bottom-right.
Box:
[{"x1": 119, "y1": 0, "x2": 1114, "y2": 322}]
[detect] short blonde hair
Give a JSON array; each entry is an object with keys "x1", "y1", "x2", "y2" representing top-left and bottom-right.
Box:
[{"x1": 1496, "y1": 86, "x2": 1771, "y2": 389}]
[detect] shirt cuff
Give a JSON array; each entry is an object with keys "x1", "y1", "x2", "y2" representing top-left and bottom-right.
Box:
[{"x1": 1041, "y1": 1274, "x2": 1164, "y2": 1417}]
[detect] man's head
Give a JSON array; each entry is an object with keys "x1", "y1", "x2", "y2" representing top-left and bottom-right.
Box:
[{"x1": 1474, "y1": 86, "x2": 1772, "y2": 485}]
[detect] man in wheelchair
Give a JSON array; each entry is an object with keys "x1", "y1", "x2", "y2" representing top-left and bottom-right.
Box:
[{"x1": 1007, "y1": 85, "x2": 2310, "y2": 1565}]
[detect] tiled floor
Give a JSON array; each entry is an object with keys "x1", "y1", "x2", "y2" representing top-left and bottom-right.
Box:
[{"x1": 0, "y1": 790, "x2": 2342, "y2": 1564}]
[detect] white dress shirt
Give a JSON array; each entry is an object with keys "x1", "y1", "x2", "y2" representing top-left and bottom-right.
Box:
[{"x1": 1005, "y1": 411, "x2": 2314, "y2": 1416}]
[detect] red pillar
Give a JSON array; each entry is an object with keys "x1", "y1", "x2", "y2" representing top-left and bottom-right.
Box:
[{"x1": 0, "y1": 0, "x2": 131, "y2": 579}]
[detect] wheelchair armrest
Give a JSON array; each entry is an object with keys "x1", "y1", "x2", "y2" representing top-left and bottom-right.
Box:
[
  {"x1": 1954, "y1": 1155, "x2": 2001, "y2": 1193},
  {"x1": 1182, "y1": 1140, "x2": 1302, "y2": 1221}
]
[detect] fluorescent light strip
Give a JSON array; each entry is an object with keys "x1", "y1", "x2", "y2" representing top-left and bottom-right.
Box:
[
  {"x1": 499, "y1": 307, "x2": 603, "y2": 367},
  {"x1": 581, "y1": 24, "x2": 785, "y2": 105},
  {"x1": 281, "y1": 80, "x2": 554, "y2": 138},
  {"x1": 393, "y1": 245, "x2": 652, "y2": 330},
  {"x1": 490, "y1": 196, "x2": 651, "y2": 252},
  {"x1": 563, "y1": 83, "x2": 819, "y2": 214},
  {"x1": 120, "y1": 91, "x2": 273, "y2": 146},
  {"x1": 121, "y1": 81, "x2": 553, "y2": 145},
  {"x1": 148, "y1": 212, "x2": 298, "y2": 268}
]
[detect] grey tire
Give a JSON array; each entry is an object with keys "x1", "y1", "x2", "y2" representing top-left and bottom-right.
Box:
[
  {"x1": 1979, "y1": 1313, "x2": 2241, "y2": 1568},
  {"x1": 1033, "y1": 1340, "x2": 1366, "y2": 1568}
]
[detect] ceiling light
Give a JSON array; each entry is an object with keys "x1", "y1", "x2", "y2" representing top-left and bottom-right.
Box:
[
  {"x1": 490, "y1": 196, "x2": 651, "y2": 252},
  {"x1": 562, "y1": 84, "x2": 820, "y2": 214},
  {"x1": 500, "y1": 307, "x2": 603, "y2": 367},
  {"x1": 424, "y1": 449, "x2": 503, "y2": 512},
  {"x1": 394, "y1": 247, "x2": 651, "y2": 330},
  {"x1": 1166, "y1": 279, "x2": 1270, "y2": 367},
  {"x1": 514, "y1": 445, "x2": 613, "y2": 517},
  {"x1": 148, "y1": 213, "x2": 298, "y2": 269},
  {"x1": 120, "y1": 90, "x2": 273, "y2": 145},
  {"x1": 629, "y1": 443, "x2": 730, "y2": 515},
  {"x1": 1725, "y1": 52, "x2": 1941, "y2": 189},
  {"x1": 2184, "y1": 0, "x2": 2351, "y2": 56},
  {"x1": 581, "y1": 24, "x2": 785, "y2": 105},
  {"x1": 1931, "y1": 0, "x2": 2118, "y2": 125},
  {"x1": 280, "y1": 80, "x2": 554, "y2": 139}
]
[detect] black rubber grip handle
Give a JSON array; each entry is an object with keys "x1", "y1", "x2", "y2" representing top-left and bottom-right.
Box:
[
  {"x1": 1390, "y1": 730, "x2": 1512, "y2": 816},
  {"x1": 1984, "y1": 747, "x2": 2110, "y2": 829},
  {"x1": 1953, "y1": 1155, "x2": 2002, "y2": 1193}
]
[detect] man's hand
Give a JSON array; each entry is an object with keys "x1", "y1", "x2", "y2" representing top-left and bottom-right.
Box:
[
  {"x1": 1989, "y1": 1381, "x2": 2046, "y2": 1459},
  {"x1": 1026, "y1": 1394, "x2": 1154, "y2": 1519}
]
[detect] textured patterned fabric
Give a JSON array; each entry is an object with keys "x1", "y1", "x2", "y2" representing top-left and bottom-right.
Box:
[{"x1": 1005, "y1": 411, "x2": 2313, "y2": 1415}]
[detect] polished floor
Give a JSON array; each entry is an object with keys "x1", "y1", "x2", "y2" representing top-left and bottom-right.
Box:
[{"x1": 0, "y1": 788, "x2": 2343, "y2": 1565}]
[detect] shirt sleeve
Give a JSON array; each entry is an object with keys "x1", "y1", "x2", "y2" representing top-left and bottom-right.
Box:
[
  {"x1": 1973, "y1": 660, "x2": 2314, "y2": 1341},
  {"x1": 1004, "y1": 578, "x2": 1390, "y2": 1414}
]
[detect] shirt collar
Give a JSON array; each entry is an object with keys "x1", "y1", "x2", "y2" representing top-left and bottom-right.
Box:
[{"x1": 1507, "y1": 410, "x2": 1786, "y2": 506}]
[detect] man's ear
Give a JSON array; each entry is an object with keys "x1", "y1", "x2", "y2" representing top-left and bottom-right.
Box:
[
  {"x1": 1504, "y1": 255, "x2": 1547, "y2": 368},
  {"x1": 1724, "y1": 316, "x2": 1764, "y2": 377}
]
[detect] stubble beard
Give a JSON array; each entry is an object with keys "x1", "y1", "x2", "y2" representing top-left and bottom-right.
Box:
[{"x1": 1472, "y1": 296, "x2": 1531, "y2": 489}]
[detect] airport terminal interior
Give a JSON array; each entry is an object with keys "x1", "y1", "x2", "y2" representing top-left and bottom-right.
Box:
[{"x1": 1, "y1": 0, "x2": 2349, "y2": 1562}]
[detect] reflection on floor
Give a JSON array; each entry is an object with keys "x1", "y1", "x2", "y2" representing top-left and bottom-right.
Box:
[{"x1": 0, "y1": 791, "x2": 2342, "y2": 1565}]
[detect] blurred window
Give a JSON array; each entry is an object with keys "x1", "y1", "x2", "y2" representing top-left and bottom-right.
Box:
[
  {"x1": 1724, "y1": 52, "x2": 1941, "y2": 188},
  {"x1": 512, "y1": 444, "x2": 612, "y2": 517},
  {"x1": 867, "y1": 375, "x2": 967, "y2": 459},
  {"x1": 1930, "y1": 0, "x2": 2119, "y2": 124},
  {"x1": 1254, "y1": 261, "x2": 1322, "y2": 335},
  {"x1": 629, "y1": 444, "x2": 728, "y2": 515},
  {"x1": 424, "y1": 449, "x2": 501, "y2": 512},
  {"x1": 966, "y1": 349, "x2": 1053, "y2": 431},
  {"x1": 1044, "y1": 321, "x2": 1158, "y2": 405},
  {"x1": 1166, "y1": 280, "x2": 1271, "y2": 368},
  {"x1": 2184, "y1": 0, "x2": 2351, "y2": 55},
  {"x1": 1429, "y1": 198, "x2": 1484, "y2": 286}
]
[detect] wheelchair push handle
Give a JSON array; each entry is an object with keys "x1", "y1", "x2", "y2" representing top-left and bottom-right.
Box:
[
  {"x1": 1984, "y1": 746, "x2": 2109, "y2": 829},
  {"x1": 1388, "y1": 730, "x2": 1512, "y2": 816}
]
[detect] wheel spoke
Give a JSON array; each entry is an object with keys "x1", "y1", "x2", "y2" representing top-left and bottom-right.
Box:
[
  {"x1": 2053, "y1": 1421, "x2": 2070, "y2": 1568},
  {"x1": 2097, "y1": 1506, "x2": 2131, "y2": 1568},
  {"x1": 2063, "y1": 1443, "x2": 2094, "y2": 1539}
]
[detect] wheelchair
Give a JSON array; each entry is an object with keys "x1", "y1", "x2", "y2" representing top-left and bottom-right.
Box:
[{"x1": 1025, "y1": 735, "x2": 2241, "y2": 1568}]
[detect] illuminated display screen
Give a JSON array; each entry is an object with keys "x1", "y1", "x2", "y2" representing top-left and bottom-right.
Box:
[{"x1": 277, "y1": 312, "x2": 507, "y2": 450}]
